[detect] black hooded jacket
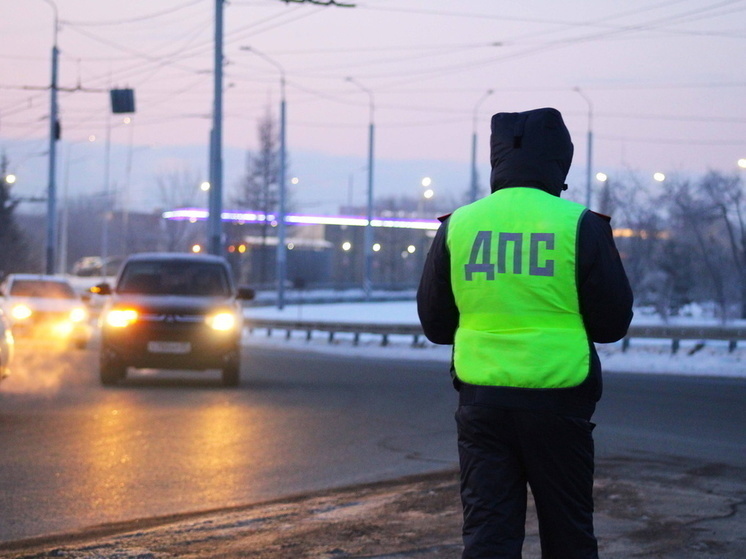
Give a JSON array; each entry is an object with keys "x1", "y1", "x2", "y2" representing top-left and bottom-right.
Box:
[{"x1": 417, "y1": 108, "x2": 633, "y2": 419}]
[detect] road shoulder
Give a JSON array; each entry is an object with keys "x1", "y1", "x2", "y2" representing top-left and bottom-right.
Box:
[{"x1": 2, "y1": 457, "x2": 745, "y2": 558}]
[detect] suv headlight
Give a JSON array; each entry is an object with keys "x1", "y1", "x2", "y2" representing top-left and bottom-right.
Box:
[
  {"x1": 11, "y1": 304, "x2": 32, "y2": 321},
  {"x1": 105, "y1": 308, "x2": 138, "y2": 328},
  {"x1": 69, "y1": 307, "x2": 88, "y2": 323},
  {"x1": 206, "y1": 311, "x2": 238, "y2": 331}
]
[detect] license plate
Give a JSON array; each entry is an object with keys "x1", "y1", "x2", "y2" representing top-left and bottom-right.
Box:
[{"x1": 147, "y1": 341, "x2": 191, "y2": 354}]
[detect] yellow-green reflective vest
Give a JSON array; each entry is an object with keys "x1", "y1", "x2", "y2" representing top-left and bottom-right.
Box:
[{"x1": 446, "y1": 187, "x2": 590, "y2": 389}]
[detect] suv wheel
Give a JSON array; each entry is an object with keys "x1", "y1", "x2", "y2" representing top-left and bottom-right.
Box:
[
  {"x1": 100, "y1": 353, "x2": 127, "y2": 386},
  {"x1": 221, "y1": 361, "x2": 240, "y2": 387}
]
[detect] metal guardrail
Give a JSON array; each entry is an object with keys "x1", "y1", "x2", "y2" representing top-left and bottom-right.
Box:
[
  {"x1": 246, "y1": 319, "x2": 746, "y2": 354},
  {"x1": 624, "y1": 324, "x2": 746, "y2": 354},
  {"x1": 246, "y1": 318, "x2": 428, "y2": 347}
]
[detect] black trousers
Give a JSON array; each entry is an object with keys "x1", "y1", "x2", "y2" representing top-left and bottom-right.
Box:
[{"x1": 456, "y1": 405, "x2": 598, "y2": 559}]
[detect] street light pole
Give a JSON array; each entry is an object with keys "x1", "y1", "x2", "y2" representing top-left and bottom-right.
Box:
[
  {"x1": 347, "y1": 77, "x2": 375, "y2": 299},
  {"x1": 469, "y1": 89, "x2": 493, "y2": 203},
  {"x1": 574, "y1": 87, "x2": 593, "y2": 209},
  {"x1": 208, "y1": 0, "x2": 225, "y2": 257},
  {"x1": 42, "y1": 0, "x2": 59, "y2": 274},
  {"x1": 242, "y1": 47, "x2": 288, "y2": 310}
]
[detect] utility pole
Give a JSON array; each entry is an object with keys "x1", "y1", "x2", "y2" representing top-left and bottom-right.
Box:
[
  {"x1": 277, "y1": 79, "x2": 287, "y2": 308},
  {"x1": 241, "y1": 46, "x2": 288, "y2": 310},
  {"x1": 270, "y1": 0, "x2": 356, "y2": 296},
  {"x1": 208, "y1": 0, "x2": 225, "y2": 256},
  {"x1": 574, "y1": 87, "x2": 593, "y2": 209},
  {"x1": 42, "y1": 0, "x2": 59, "y2": 274},
  {"x1": 469, "y1": 89, "x2": 493, "y2": 203},
  {"x1": 346, "y1": 77, "x2": 374, "y2": 299}
]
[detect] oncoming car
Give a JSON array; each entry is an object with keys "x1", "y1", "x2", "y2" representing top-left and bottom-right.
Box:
[
  {"x1": 0, "y1": 274, "x2": 92, "y2": 349},
  {"x1": 95, "y1": 253, "x2": 254, "y2": 387}
]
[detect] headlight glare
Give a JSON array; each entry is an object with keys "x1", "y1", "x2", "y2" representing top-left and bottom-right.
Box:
[
  {"x1": 106, "y1": 308, "x2": 138, "y2": 328},
  {"x1": 207, "y1": 311, "x2": 237, "y2": 331},
  {"x1": 11, "y1": 304, "x2": 32, "y2": 321},
  {"x1": 69, "y1": 307, "x2": 88, "y2": 323}
]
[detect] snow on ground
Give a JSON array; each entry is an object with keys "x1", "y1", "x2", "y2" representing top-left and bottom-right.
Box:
[{"x1": 244, "y1": 301, "x2": 746, "y2": 379}]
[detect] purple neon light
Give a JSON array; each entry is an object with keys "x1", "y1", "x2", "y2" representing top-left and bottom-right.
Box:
[{"x1": 162, "y1": 208, "x2": 440, "y2": 230}]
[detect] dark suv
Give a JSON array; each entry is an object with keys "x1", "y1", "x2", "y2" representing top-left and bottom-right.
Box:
[{"x1": 96, "y1": 253, "x2": 254, "y2": 386}]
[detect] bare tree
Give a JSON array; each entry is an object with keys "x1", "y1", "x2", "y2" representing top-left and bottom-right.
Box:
[
  {"x1": 233, "y1": 106, "x2": 291, "y2": 285},
  {"x1": 598, "y1": 172, "x2": 669, "y2": 311},
  {"x1": 234, "y1": 109, "x2": 280, "y2": 214},
  {"x1": 156, "y1": 168, "x2": 203, "y2": 252},
  {"x1": 0, "y1": 155, "x2": 35, "y2": 276},
  {"x1": 652, "y1": 238, "x2": 695, "y2": 318},
  {"x1": 666, "y1": 176, "x2": 735, "y2": 319},
  {"x1": 693, "y1": 171, "x2": 746, "y2": 318}
]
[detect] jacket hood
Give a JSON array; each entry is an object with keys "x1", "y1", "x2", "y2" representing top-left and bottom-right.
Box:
[{"x1": 489, "y1": 107, "x2": 574, "y2": 197}]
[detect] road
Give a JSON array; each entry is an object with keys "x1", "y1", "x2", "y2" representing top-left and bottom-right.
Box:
[
  {"x1": 0, "y1": 340, "x2": 744, "y2": 544},
  {"x1": 0, "y1": 341, "x2": 458, "y2": 543},
  {"x1": 596, "y1": 371, "x2": 746, "y2": 467}
]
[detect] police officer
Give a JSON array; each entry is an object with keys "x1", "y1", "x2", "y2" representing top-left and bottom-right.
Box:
[{"x1": 417, "y1": 107, "x2": 633, "y2": 558}]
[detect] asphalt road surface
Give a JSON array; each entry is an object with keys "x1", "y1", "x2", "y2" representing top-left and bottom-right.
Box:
[{"x1": 0, "y1": 340, "x2": 744, "y2": 544}]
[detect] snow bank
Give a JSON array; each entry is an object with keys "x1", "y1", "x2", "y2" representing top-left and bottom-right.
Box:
[{"x1": 245, "y1": 301, "x2": 746, "y2": 379}]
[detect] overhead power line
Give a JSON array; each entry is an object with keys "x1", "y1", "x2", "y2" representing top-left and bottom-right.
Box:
[
  {"x1": 60, "y1": 0, "x2": 204, "y2": 26},
  {"x1": 278, "y1": 0, "x2": 355, "y2": 6},
  {"x1": 598, "y1": 134, "x2": 745, "y2": 146}
]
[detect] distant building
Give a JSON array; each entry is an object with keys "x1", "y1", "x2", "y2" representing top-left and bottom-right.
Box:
[
  {"x1": 17, "y1": 205, "x2": 439, "y2": 290},
  {"x1": 164, "y1": 207, "x2": 439, "y2": 289}
]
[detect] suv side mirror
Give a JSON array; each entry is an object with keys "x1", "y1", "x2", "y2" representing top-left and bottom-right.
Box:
[
  {"x1": 91, "y1": 283, "x2": 112, "y2": 296},
  {"x1": 236, "y1": 286, "x2": 255, "y2": 301}
]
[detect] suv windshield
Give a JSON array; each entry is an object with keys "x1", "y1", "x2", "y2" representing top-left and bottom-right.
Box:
[
  {"x1": 118, "y1": 261, "x2": 231, "y2": 297},
  {"x1": 10, "y1": 280, "x2": 77, "y2": 299}
]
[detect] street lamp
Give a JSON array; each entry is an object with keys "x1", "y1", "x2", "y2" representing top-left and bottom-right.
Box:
[
  {"x1": 574, "y1": 87, "x2": 593, "y2": 209},
  {"x1": 469, "y1": 89, "x2": 493, "y2": 203},
  {"x1": 595, "y1": 172, "x2": 613, "y2": 216},
  {"x1": 419, "y1": 177, "x2": 435, "y2": 216},
  {"x1": 242, "y1": 46, "x2": 289, "y2": 310},
  {"x1": 346, "y1": 77, "x2": 375, "y2": 298}
]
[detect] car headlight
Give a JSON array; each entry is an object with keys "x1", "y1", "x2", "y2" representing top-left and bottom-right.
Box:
[
  {"x1": 11, "y1": 304, "x2": 33, "y2": 321},
  {"x1": 206, "y1": 311, "x2": 238, "y2": 331},
  {"x1": 105, "y1": 308, "x2": 138, "y2": 328},
  {"x1": 69, "y1": 307, "x2": 88, "y2": 323}
]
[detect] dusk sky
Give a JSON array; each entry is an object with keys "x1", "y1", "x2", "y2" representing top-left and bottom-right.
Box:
[{"x1": 2, "y1": 0, "x2": 744, "y2": 214}]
